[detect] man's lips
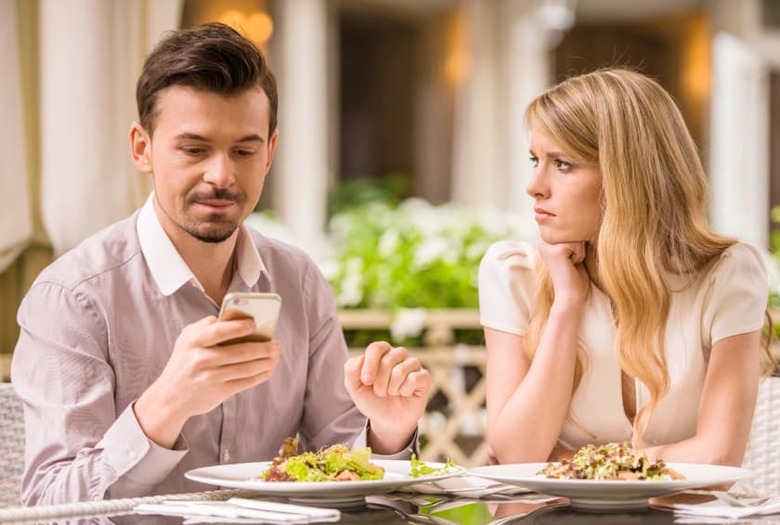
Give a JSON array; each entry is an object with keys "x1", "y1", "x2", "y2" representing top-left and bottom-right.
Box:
[{"x1": 193, "y1": 199, "x2": 237, "y2": 212}]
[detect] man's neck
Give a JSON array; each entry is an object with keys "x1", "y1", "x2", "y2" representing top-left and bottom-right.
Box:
[{"x1": 180, "y1": 235, "x2": 237, "y2": 305}]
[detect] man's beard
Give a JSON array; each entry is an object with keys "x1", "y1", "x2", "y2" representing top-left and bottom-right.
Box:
[
  {"x1": 185, "y1": 220, "x2": 238, "y2": 243},
  {"x1": 183, "y1": 188, "x2": 244, "y2": 243}
]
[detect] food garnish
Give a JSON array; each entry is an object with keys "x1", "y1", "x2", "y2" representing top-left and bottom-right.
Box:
[
  {"x1": 409, "y1": 453, "x2": 457, "y2": 478},
  {"x1": 538, "y1": 442, "x2": 685, "y2": 481},
  {"x1": 260, "y1": 437, "x2": 384, "y2": 482}
]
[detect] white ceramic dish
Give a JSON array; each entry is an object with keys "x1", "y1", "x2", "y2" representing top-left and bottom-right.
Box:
[
  {"x1": 186, "y1": 459, "x2": 461, "y2": 504},
  {"x1": 468, "y1": 462, "x2": 754, "y2": 511}
]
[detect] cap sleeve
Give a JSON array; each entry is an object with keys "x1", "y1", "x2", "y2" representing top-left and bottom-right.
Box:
[
  {"x1": 702, "y1": 242, "x2": 769, "y2": 346},
  {"x1": 478, "y1": 240, "x2": 537, "y2": 335}
]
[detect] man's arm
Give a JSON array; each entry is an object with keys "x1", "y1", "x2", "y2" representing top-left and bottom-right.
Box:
[{"x1": 12, "y1": 282, "x2": 187, "y2": 505}]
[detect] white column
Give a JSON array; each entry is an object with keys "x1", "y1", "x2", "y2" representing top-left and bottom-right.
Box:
[
  {"x1": 505, "y1": 1, "x2": 560, "y2": 241},
  {"x1": 274, "y1": 0, "x2": 330, "y2": 258},
  {"x1": 451, "y1": 0, "x2": 566, "y2": 240},
  {"x1": 451, "y1": 0, "x2": 504, "y2": 209},
  {"x1": 708, "y1": 32, "x2": 769, "y2": 249},
  {"x1": 39, "y1": 0, "x2": 181, "y2": 256}
]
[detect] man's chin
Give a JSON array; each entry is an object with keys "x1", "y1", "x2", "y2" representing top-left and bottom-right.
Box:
[{"x1": 186, "y1": 224, "x2": 238, "y2": 244}]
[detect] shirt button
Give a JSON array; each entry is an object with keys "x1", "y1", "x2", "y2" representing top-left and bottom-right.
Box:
[
  {"x1": 128, "y1": 450, "x2": 138, "y2": 461},
  {"x1": 222, "y1": 449, "x2": 230, "y2": 462}
]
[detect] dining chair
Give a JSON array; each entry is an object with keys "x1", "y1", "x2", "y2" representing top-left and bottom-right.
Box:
[
  {"x1": 0, "y1": 382, "x2": 24, "y2": 507},
  {"x1": 740, "y1": 374, "x2": 780, "y2": 495}
]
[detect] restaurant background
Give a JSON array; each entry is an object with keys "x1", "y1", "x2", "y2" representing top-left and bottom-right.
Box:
[{"x1": 2, "y1": 0, "x2": 780, "y2": 463}]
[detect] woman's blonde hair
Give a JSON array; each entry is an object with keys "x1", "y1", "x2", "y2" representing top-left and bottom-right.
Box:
[{"x1": 523, "y1": 68, "x2": 774, "y2": 447}]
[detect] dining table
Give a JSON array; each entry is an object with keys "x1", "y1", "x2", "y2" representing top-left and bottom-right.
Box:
[{"x1": 0, "y1": 488, "x2": 778, "y2": 525}]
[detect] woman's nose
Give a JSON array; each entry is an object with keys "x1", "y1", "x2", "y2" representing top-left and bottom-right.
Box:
[{"x1": 526, "y1": 169, "x2": 548, "y2": 198}]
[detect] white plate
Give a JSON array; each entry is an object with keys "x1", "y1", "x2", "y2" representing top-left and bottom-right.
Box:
[
  {"x1": 468, "y1": 463, "x2": 755, "y2": 511},
  {"x1": 185, "y1": 459, "x2": 461, "y2": 503},
  {"x1": 401, "y1": 475, "x2": 531, "y2": 498}
]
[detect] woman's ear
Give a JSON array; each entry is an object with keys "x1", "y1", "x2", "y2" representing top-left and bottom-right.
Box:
[{"x1": 129, "y1": 122, "x2": 153, "y2": 174}]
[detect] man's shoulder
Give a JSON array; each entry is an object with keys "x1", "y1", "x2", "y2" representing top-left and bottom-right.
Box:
[
  {"x1": 244, "y1": 227, "x2": 318, "y2": 272},
  {"x1": 35, "y1": 213, "x2": 143, "y2": 292}
]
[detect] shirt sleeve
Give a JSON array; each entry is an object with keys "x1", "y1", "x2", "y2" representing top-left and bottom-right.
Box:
[
  {"x1": 702, "y1": 242, "x2": 770, "y2": 347},
  {"x1": 11, "y1": 281, "x2": 187, "y2": 505},
  {"x1": 297, "y1": 262, "x2": 368, "y2": 452},
  {"x1": 478, "y1": 240, "x2": 537, "y2": 336},
  {"x1": 297, "y1": 263, "x2": 420, "y2": 457}
]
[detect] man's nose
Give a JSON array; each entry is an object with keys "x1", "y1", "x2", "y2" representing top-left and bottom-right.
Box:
[{"x1": 203, "y1": 154, "x2": 235, "y2": 187}]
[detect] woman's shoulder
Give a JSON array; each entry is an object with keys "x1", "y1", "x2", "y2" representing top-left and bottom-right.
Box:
[
  {"x1": 480, "y1": 240, "x2": 537, "y2": 271},
  {"x1": 712, "y1": 241, "x2": 769, "y2": 279}
]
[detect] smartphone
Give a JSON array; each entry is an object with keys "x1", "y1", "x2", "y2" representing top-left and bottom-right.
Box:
[{"x1": 218, "y1": 292, "x2": 282, "y2": 344}]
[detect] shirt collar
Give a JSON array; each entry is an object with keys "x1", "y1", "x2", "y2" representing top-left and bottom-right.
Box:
[{"x1": 136, "y1": 194, "x2": 267, "y2": 296}]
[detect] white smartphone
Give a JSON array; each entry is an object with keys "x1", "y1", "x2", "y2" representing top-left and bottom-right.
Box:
[{"x1": 218, "y1": 292, "x2": 282, "y2": 344}]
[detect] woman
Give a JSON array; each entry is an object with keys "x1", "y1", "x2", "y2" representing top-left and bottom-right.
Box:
[{"x1": 479, "y1": 68, "x2": 775, "y2": 466}]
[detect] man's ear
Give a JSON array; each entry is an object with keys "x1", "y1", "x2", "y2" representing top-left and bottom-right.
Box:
[
  {"x1": 129, "y1": 122, "x2": 153, "y2": 174},
  {"x1": 264, "y1": 129, "x2": 279, "y2": 174}
]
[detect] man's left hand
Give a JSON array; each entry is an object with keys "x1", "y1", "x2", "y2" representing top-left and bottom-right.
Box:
[{"x1": 344, "y1": 341, "x2": 431, "y2": 454}]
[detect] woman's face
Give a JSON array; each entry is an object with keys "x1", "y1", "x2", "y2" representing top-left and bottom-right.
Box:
[{"x1": 526, "y1": 128, "x2": 603, "y2": 244}]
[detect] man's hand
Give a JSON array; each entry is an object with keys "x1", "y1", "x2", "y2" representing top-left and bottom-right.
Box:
[
  {"x1": 344, "y1": 341, "x2": 431, "y2": 455},
  {"x1": 134, "y1": 315, "x2": 282, "y2": 448}
]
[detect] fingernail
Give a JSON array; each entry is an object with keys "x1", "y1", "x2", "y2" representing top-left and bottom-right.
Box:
[{"x1": 362, "y1": 373, "x2": 371, "y2": 382}]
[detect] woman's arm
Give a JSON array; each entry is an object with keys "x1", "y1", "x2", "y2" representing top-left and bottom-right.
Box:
[
  {"x1": 646, "y1": 330, "x2": 761, "y2": 466},
  {"x1": 485, "y1": 300, "x2": 584, "y2": 463}
]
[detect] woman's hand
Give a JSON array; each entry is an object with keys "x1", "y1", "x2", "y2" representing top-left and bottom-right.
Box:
[{"x1": 538, "y1": 241, "x2": 590, "y2": 309}]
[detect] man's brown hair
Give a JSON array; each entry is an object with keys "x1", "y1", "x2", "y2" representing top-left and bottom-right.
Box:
[{"x1": 136, "y1": 22, "x2": 278, "y2": 136}]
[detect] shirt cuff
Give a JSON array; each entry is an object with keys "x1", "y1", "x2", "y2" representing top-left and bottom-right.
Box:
[
  {"x1": 357, "y1": 420, "x2": 420, "y2": 459},
  {"x1": 99, "y1": 403, "x2": 189, "y2": 491}
]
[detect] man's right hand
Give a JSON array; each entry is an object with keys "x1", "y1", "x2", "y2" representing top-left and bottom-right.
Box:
[{"x1": 134, "y1": 315, "x2": 282, "y2": 448}]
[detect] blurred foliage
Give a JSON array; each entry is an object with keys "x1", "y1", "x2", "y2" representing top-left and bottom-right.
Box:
[
  {"x1": 320, "y1": 195, "x2": 522, "y2": 346},
  {"x1": 321, "y1": 198, "x2": 519, "y2": 311},
  {"x1": 327, "y1": 174, "x2": 410, "y2": 217},
  {"x1": 769, "y1": 206, "x2": 780, "y2": 339}
]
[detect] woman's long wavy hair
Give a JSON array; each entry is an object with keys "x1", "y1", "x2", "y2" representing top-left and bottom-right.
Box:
[{"x1": 523, "y1": 68, "x2": 775, "y2": 447}]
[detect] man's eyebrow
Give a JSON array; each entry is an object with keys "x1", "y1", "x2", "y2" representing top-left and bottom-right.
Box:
[{"x1": 174, "y1": 132, "x2": 265, "y2": 144}]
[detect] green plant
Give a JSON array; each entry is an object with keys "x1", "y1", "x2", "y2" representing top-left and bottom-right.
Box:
[
  {"x1": 322, "y1": 198, "x2": 519, "y2": 309},
  {"x1": 768, "y1": 206, "x2": 780, "y2": 339},
  {"x1": 327, "y1": 174, "x2": 410, "y2": 217},
  {"x1": 320, "y1": 198, "x2": 521, "y2": 344}
]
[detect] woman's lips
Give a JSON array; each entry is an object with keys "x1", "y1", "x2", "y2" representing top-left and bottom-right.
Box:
[{"x1": 534, "y1": 207, "x2": 555, "y2": 222}]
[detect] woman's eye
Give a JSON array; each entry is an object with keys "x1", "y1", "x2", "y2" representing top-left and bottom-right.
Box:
[
  {"x1": 529, "y1": 156, "x2": 539, "y2": 168},
  {"x1": 555, "y1": 159, "x2": 572, "y2": 171}
]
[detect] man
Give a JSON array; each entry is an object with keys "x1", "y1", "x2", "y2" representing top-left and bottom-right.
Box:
[{"x1": 12, "y1": 22, "x2": 430, "y2": 505}]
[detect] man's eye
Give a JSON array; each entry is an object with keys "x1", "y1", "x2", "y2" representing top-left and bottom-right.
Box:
[
  {"x1": 234, "y1": 149, "x2": 256, "y2": 157},
  {"x1": 182, "y1": 147, "x2": 205, "y2": 155},
  {"x1": 529, "y1": 156, "x2": 539, "y2": 168}
]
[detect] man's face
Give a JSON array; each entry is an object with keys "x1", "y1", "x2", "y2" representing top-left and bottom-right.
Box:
[{"x1": 131, "y1": 86, "x2": 277, "y2": 244}]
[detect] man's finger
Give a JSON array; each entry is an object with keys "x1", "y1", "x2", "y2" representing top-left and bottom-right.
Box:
[
  {"x1": 344, "y1": 354, "x2": 365, "y2": 391},
  {"x1": 386, "y1": 357, "x2": 422, "y2": 396},
  {"x1": 361, "y1": 341, "x2": 393, "y2": 384},
  {"x1": 398, "y1": 369, "x2": 432, "y2": 398},
  {"x1": 372, "y1": 346, "x2": 409, "y2": 396}
]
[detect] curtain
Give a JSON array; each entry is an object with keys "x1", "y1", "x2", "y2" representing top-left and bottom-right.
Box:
[
  {"x1": 39, "y1": 0, "x2": 182, "y2": 256},
  {"x1": 0, "y1": 0, "x2": 32, "y2": 272}
]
